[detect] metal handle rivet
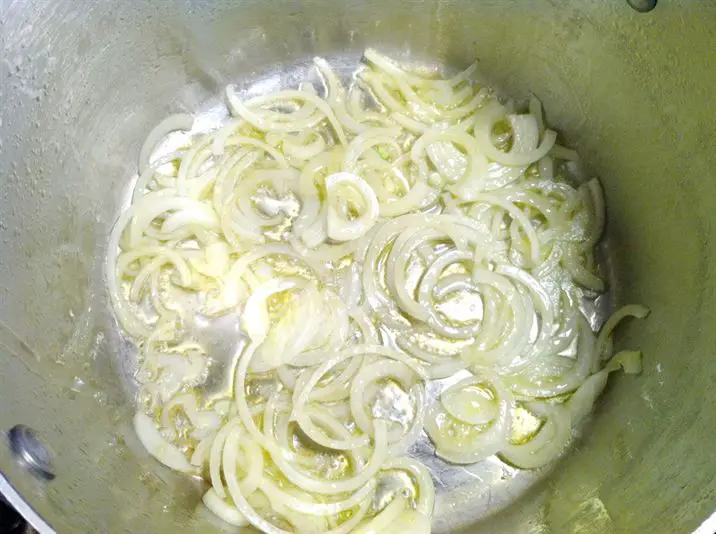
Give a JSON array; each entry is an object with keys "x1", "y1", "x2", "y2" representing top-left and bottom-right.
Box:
[
  {"x1": 8, "y1": 425, "x2": 55, "y2": 481},
  {"x1": 627, "y1": 0, "x2": 657, "y2": 13}
]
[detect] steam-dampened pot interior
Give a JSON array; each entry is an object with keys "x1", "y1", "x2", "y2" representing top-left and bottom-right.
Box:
[{"x1": 1, "y1": 1, "x2": 715, "y2": 533}]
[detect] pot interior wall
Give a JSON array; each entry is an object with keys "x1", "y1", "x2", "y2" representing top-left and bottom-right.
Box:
[{"x1": 1, "y1": 1, "x2": 715, "y2": 532}]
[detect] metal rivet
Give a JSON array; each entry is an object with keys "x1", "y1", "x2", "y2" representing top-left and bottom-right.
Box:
[
  {"x1": 8, "y1": 425, "x2": 55, "y2": 481},
  {"x1": 628, "y1": 0, "x2": 657, "y2": 13}
]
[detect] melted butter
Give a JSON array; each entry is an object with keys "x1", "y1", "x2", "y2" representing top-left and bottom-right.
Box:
[
  {"x1": 186, "y1": 312, "x2": 244, "y2": 400},
  {"x1": 291, "y1": 421, "x2": 352, "y2": 480},
  {"x1": 266, "y1": 288, "x2": 300, "y2": 318},
  {"x1": 509, "y1": 406, "x2": 544, "y2": 444},
  {"x1": 375, "y1": 469, "x2": 416, "y2": 511}
]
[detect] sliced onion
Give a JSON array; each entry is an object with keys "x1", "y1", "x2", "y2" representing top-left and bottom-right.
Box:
[
  {"x1": 595, "y1": 304, "x2": 650, "y2": 360},
  {"x1": 241, "y1": 277, "x2": 306, "y2": 344},
  {"x1": 474, "y1": 101, "x2": 557, "y2": 166},
  {"x1": 325, "y1": 172, "x2": 380, "y2": 241},
  {"x1": 227, "y1": 86, "x2": 347, "y2": 146},
  {"x1": 425, "y1": 369, "x2": 514, "y2": 464},
  {"x1": 202, "y1": 487, "x2": 249, "y2": 527},
  {"x1": 133, "y1": 412, "x2": 195, "y2": 473},
  {"x1": 112, "y1": 51, "x2": 649, "y2": 534},
  {"x1": 354, "y1": 497, "x2": 406, "y2": 534},
  {"x1": 499, "y1": 402, "x2": 571, "y2": 469},
  {"x1": 138, "y1": 113, "x2": 194, "y2": 174}
]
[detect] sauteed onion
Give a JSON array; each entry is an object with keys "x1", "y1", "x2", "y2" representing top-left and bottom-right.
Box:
[{"x1": 109, "y1": 50, "x2": 647, "y2": 533}]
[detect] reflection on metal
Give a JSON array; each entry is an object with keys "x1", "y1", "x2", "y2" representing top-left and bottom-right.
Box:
[
  {"x1": 8, "y1": 426, "x2": 55, "y2": 481},
  {"x1": 0, "y1": 475, "x2": 52, "y2": 534},
  {"x1": 693, "y1": 510, "x2": 716, "y2": 534}
]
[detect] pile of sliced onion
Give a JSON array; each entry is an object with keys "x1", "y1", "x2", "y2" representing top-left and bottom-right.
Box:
[{"x1": 109, "y1": 49, "x2": 647, "y2": 533}]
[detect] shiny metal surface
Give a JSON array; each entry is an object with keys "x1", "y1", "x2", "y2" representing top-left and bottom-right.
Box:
[
  {"x1": 8, "y1": 426, "x2": 55, "y2": 481},
  {"x1": 1, "y1": 1, "x2": 715, "y2": 533}
]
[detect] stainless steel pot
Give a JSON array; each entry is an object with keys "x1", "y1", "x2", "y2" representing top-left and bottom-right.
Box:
[{"x1": 1, "y1": 1, "x2": 715, "y2": 532}]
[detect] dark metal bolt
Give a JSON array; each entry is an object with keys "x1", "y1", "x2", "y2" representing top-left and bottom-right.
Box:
[
  {"x1": 8, "y1": 425, "x2": 55, "y2": 481},
  {"x1": 627, "y1": 0, "x2": 657, "y2": 13}
]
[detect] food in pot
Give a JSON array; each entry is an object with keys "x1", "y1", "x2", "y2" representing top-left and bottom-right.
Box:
[{"x1": 108, "y1": 50, "x2": 647, "y2": 533}]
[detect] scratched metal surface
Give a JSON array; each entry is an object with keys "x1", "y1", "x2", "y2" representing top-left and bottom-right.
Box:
[{"x1": 2, "y1": 2, "x2": 716, "y2": 534}]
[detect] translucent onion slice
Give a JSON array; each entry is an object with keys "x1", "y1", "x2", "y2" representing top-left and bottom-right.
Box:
[
  {"x1": 348, "y1": 361, "x2": 426, "y2": 457},
  {"x1": 595, "y1": 304, "x2": 650, "y2": 360},
  {"x1": 440, "y1": 377, "x2": 499, "y2": 426},
  {"x1": 255, "y1": 282, "x2": 330, "y2": 370},
  {"x1": 260, "y1": 478, "x2": 375, "y2": 516},
  {"x1": 202, "y1": 487, "x2": 249, "y2": 527},
  {"x1": 605, "y1": 350, "x2": 643, "y2": 375},
  {"x1": 210, "y1": 420, "x2": 241, "y2": 499},
  {"x1": 381, "y1": 457, "x2": 436, "y2": 517},
  {"x1": 474, "y1": 101, "x2": 557, "y2": 166},
  {"x1": 226, "y1": 86, "x2": 348, "y2": 146},
  {"x1": 241, "y1": 277, "x2": 306, "y2": 344},
  {"x1": 353, "y1": 497, "x2": 406, "y2": 534},
  {"x1": 325, "y1": 172, "x2": 380, "y2": 242},
  {"x1": 138, "y1": 113, "x2": 194, "y2": 174},
  {"x1": 133, "y1": 412, "x2": 195, "y2": 473},
  {"x1": 223, "y1": 427, "x2": 265, "y2": 497},
  {"x1": 507, "y1": 114, "x2": 539, "y2": 154},
  {"x1": 425, "y1": 369, "x2": 514, "y2": 464},
  {"x1": 499, "y1": 402, "x2": 571, "y2": 469},
  {"x1": 390, "y1": 511, "x2": 432, "y2": 533}
]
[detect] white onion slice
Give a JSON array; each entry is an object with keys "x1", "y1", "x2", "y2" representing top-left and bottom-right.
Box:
[
  {"x1": 425, "y1": 369, "x2": 514, "y2": 464},
  {"x1": 241, "y1": 277, "x2": 306, "y2": 344},
  {"x1": 381, "y1": 457, "x2": 435, "y2": 517},
  {"x1": 138, "y1": 113, "x2": 194, "y2": 174},
  {"x1": 354, "y1": 497, "x2": 406, "y2": 534},
  {"x1": 474, "y1": 101, "x2": 557, "y2": 166},
  {"x1": 325, "y1": 172, "x2": 380, "y2": 242},
  {"x1": 202, "y1": 488, "x2": 249, "y2": 527},
  {"x1": 595, "y1": 304, "x2": 650, "y2": 360},
  {"x1": 133, "y1": 412, "x2": 195, "y2": 473},
  {"x1": 499, "y1": 403, "x2": 571, "y2": 469}
]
